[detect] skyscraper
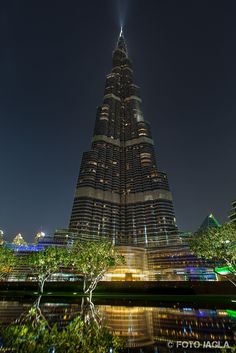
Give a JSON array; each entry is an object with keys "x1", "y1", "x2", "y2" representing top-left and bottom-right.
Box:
[
  {"x1": 69, "y1": 30, "x2": 178, "y2": 247},
  {"x1": 229, "y1": 200, "x2": 236, "y2": 224}
]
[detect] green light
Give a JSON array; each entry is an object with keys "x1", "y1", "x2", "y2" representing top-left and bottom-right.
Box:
[
  {"x1": 215, "y1": 266, "x2": 231, "y2": 275},
  {"x1": 226, "y1": 310, "x2": 236, "y2": 319}
]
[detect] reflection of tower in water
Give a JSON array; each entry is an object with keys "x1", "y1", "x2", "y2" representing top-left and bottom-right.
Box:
[
  {"x1": 98, "y1": 305, "x2": 154, "y2": 348},
  {"x1": 153, "y1": 307, "x2": 234, "y2": 341},
  {"x1": 98, "y1": 305, "x2": 236, "y2": 351},
  {"x1": 0, "y1": 300, "x2": 235, "y2": 351}
]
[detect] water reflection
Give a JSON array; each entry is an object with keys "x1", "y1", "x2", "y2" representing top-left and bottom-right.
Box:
[
  {"x1": 0, "y1": 297, "x2": 235, "y2": 352},
  {"x1": 100, "y1": 306, "x2": 154, "y2": 348},
  {"x1": 99, "y1": 305, "x2": 236, "y2": 352}
]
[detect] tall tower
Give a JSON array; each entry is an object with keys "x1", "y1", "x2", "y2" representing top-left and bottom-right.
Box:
[{"x1": 69, "y1": 30, "x2": 178, "y2": 247}]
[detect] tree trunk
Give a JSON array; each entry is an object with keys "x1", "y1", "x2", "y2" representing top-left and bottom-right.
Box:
[
  {"x1": 34, "y1": 294, "x2": 42, "y2": 310},
  {"x1": 80, "y1": 296, "x2": 100, "y2": 326},
  {"x1": 84, "y1": 272, "x2": 104, "y2": 297},
  {"x1": 39, "y1": 279, "x2": 45, "y2": 294},
  {"x1": 225, "y1": 276, "x2": 236, "y2": 287},
  {"x1": 83, "y1": 277, "x2": 86, "y2": 293},
  {"x1": 84, "y1": 281, "x2": 96, "y2": 301},
  {"x1": 89, "y1": 289, "x2": 92, "y2": 302}
]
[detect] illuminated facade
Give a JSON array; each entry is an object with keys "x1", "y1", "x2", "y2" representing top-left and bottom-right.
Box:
[
  {"x1": 69, "y1": 29, "x2": 178, "y2": 247},
  {"x1": 103, "y1": 246, "x2": 150, "y2": 281},
  {"x1": 147, "y1": 243, "x2": 216, "y2": 281}
]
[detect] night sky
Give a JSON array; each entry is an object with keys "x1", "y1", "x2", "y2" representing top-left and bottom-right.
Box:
[{"x1": 1, "y1": 0, "x2": 235, "y2": 242}]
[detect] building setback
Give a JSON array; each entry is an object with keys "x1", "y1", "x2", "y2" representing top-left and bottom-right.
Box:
[{"x1": 69, "y1": 30, "x2": 178, "y2": 247}]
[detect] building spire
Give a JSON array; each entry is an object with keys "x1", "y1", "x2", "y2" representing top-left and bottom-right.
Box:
[{"x1": 117, "y1": 27, "x2": 127, "y2": 54}]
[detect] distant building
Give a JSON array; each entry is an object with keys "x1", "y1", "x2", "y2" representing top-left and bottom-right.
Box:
[
  {"x1": 34, "y1": 231, "x2": 46, "y2": 243},
  {"x1": 229, "y1": 200, "x2": 236, "y2": 224},
  {"x1": 12, "y1": 233, "x2": 27, "y2": 246},
  {"x1": 198, "y1": 213, "x2": 221, "y2": 232}
]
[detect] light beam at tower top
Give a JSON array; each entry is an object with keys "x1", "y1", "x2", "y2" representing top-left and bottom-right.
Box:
[{"x1": 117, "y1": 0, "x2": 128, "y2": 30}]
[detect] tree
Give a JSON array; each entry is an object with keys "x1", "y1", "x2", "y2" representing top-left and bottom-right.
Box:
[
  {"x1": 1, "y1": 315, "x2": 124, "y2": 353},
  {"x1": 26, "y1": 247, "x2": 69, "y2": 294},
  {"x1": 0, "y1": 247, "x2": 16, "y2": 281},
  {"x1": 190, "y1": 223, "x2": 236, "y2": 286},
  {"x1": 69, "y1": 240, "x2": 125, "y2": 301}
]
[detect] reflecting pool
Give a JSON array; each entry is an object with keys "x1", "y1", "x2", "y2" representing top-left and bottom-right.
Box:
[{"x1": 0, "y1": 295, "x2": 235, "y2": 352}]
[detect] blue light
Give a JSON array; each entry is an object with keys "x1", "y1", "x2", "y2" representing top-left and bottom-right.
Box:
[{"x1": 5, "y1": 243, "x2": 45, "y2": 252}]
